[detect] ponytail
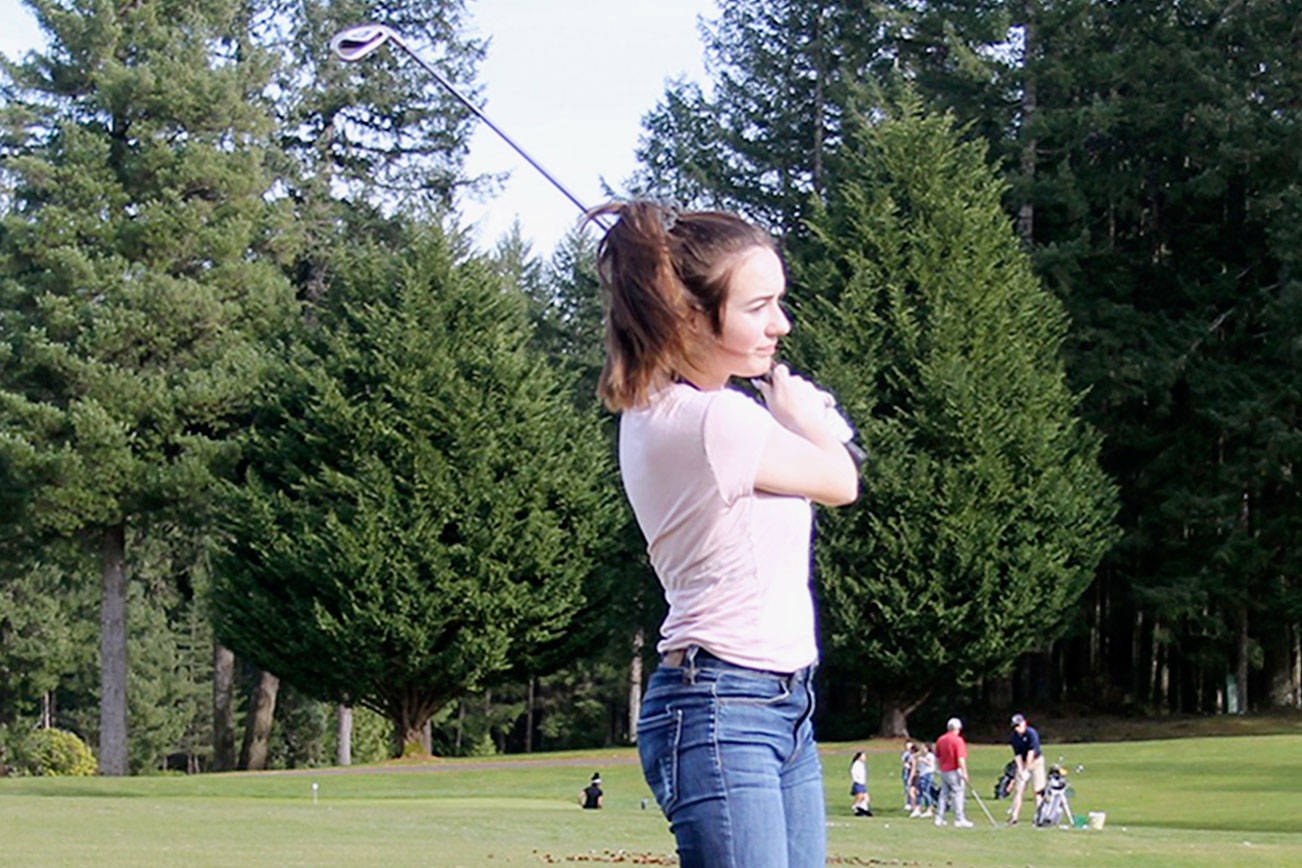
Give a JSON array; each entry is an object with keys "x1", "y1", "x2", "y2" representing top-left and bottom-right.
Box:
[{"x1": 587, "y1": 201, "x2": 776, "y2": 411}]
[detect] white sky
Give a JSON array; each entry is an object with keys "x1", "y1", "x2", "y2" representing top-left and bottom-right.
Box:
[{"x1": 0, "y1": 0, "x2": 713, "y2": 256}]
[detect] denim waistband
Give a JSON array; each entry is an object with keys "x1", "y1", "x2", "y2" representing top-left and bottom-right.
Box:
[{"x1": 659, "y1": 644, "x2": 813, "y2": 680}]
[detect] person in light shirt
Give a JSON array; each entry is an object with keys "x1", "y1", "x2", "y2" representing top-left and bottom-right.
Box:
[{"x1": 589, "y1": 201, "x2": 859, "y2": 867}]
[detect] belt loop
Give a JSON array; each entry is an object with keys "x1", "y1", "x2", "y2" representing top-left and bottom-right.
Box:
[{"x1": 685, "y1": 644, "x2": 699, "y2": 684}]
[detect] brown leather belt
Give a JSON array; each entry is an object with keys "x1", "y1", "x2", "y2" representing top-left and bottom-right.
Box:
[{"x1": 661, "y1": 648, "x2": 690, "y2": 667}]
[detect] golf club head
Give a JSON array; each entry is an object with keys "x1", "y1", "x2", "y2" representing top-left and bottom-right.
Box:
[{"x1": 331, "y1": 24, "x2": 398, "y2": 62}]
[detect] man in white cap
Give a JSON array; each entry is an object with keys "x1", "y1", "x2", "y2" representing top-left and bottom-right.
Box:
[
  {"x1": 1008, "y1": 713, "x2": 1044, "y2": 824},
  {"x1": 933, "y1": 717, "x2": 973, "y2": 828},
  {"x1": 580, "y1": 772, "x2": 604, "y2": 809}
]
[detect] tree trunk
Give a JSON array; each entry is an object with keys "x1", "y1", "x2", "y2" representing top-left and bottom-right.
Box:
[
  {"x1": 1264, "y1": 622, "x2": 1294, "y2": 708},
  {"x1": 988, "y1": 673, "x2": 1013, "y2": 710},
  {"x1": 811, "y1": 7, "x2": 825, "y2": 197},
  {"x1": 1089, "y1": 583, "x2": 1102, "y2": 676},
  {"x1": 454, "y1": 700, "x2": 465, "y2": 755},
  {"x1": 1017, "y1": 0, "x2": 1038, "y2": 245},
  {"x1": 1235, "y1": 605, "x2": 1249, "y2": 715},
  {"x1": 878, "y1": 693, "x2": 929, "y2": 738},
  {"x1": 524, "y1": 677, "x2": 535, "y2": 753},
  {"x1": 337, "y1": 705, "x2": 352, "y2": 766},
  {"x1": 628, "y1": 628, "x2": 644, "y2": 742},
  {"x1": 40, "y1": 691, "x2": 53, "y2": 730},
  {"x1": 212, "y1": 643, "x2": 237, "y2": 771},
  {"x1": 99, "y1": 523, "x2": 129, "y2": 776},
  {"x1": 1293, "y1": 623, "x2": 1301, "y2": 709},
  {"x1": 239, "y1": 670, "x2": 279, "y2": 770},
  {"x1": 394, "y1": 692, "x2": 435, "y2": 756},
  {"x1": 1131, "y1": 609, "x2": 1145, "y2": 704},
  {"x1": 880, "y1": 704, "x2": 909, "y2": 738},
  {"x1": 1150, "y1": 619, "x2": 1164, "y2": 712}
]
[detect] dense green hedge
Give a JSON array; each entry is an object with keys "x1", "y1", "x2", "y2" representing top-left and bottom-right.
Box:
[{"x1": 12, "y1": 728, "x2": 97, "y2": 776}]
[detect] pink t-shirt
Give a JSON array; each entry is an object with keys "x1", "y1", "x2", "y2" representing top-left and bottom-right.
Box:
[{"x1": 619, "y1": 383, "x2": 816, "y2": 672}]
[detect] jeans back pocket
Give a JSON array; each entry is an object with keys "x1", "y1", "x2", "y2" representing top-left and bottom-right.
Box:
[{"x1": 636, "y1": 708, "x2": 683, "y2": 816}]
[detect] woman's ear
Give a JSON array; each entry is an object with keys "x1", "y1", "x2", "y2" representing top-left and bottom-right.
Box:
[{"x1": 684, "y1": 305, "x2": 712, "y2": 340}]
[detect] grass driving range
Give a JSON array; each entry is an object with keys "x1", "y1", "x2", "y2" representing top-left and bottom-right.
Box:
[{"x1": 2, "y1": 728, "x2": 1300, "y2": 866}]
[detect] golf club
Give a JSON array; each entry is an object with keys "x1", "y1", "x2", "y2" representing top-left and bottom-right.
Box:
[
  {"x1": 330, "y1": 23, "x2": 603, "y2": 225},
  {"x1": 330, "y1": 23, "x2": 865, "y2": 463},
  {"x1": 970, "y1": 786, "x2": 1000, "y2": 828}
]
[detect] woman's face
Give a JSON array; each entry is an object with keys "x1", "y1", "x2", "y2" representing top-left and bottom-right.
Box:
[{"x1": 694, "y1": 245, "x2": 790, "y2": 383}]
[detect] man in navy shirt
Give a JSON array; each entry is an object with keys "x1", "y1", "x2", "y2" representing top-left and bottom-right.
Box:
[{"x1": 1008, "y1": 713, "x2": 1044, "y2": 825}]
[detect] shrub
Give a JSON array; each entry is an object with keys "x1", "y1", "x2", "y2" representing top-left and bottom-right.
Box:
[{"x1": 16, "y1": 728, "x2": 97, "y2": 776}]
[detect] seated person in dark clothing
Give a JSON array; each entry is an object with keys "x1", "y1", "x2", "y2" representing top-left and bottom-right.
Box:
[{"x1": 580, "y1": 772, "x2": 604, "y2": 809}]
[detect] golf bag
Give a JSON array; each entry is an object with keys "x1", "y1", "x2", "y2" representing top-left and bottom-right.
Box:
[
  {"x1": 1033, "y1": 764, "x2": 1074, "y2": 827},
  {"x1": 994, "y1": 761, "x2": 1016, "y2": 799}
]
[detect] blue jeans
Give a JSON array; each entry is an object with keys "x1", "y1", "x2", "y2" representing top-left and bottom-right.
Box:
[
  {"x1": 915, "y1": 772, "x2": 934, "y2": 808},
  {"x1": 637, "y1": 648, "x2": 825, "y2": 868}
]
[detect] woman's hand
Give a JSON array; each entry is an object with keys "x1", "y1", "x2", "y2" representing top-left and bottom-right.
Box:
[
  {"x1": 752, "y1": 364, "x2": 844, "y2": 444},
  {"x1": 751, "y1": 364, "x2": 859, "y2": 506}
]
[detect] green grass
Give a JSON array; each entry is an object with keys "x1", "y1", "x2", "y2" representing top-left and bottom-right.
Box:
[{"x1": 2, "y1": 734, "x2": 1300, "y2": 866}]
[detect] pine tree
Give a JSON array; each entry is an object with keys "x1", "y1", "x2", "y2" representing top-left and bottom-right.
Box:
[
  {"x1": 793, "y1": 99, "x2": 1117, "y2": 735},
  {"x1": 212, "y1": 226, "x2": 618, "y2": 753},
  {"x1": 633, "y1": 0, "x2": 881, "y2": 236},
  {"x1": 1001, "y1": 0, "x2": 1302, "y2": 710},
  {"x1": 0, "y1": 0, "x2": 296, "y2": 773}
]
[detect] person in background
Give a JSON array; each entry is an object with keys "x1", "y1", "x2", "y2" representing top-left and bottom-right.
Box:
[
  {"x1": 933, "y1": 718, "x2": 973, "y2": 828},
  {"x1": 580, "y1": 772, "x2": 604, "y2": 809},
  {"x1": 910, "y1": 742, "x2": 935, "y2": 819},
  {"x1": 900, "y1": 740, "x2": 915, "y2": 810},
  {"x1": 1007, "y1": 713, "x2": 1045, "y2": 825},
  {"x1": 850, "y1": 751, "x2": 873, "y2": 816}
]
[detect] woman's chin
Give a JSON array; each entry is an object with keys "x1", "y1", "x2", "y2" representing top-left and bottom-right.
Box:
[{"x1": 732, "y1": 365, "x2": 769, "y2": 380}]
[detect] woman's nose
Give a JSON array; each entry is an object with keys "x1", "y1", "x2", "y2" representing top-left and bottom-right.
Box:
[{"x1": 770, "y1": 303, "x2": 791, "y2": 335}]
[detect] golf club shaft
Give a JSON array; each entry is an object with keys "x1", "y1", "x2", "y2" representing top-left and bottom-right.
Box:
[
  {"x1": 385, "y1": 39, "x2": 598, "y2": 220},
  {"x1": 970, "y1": 787, "x2": 999, "y2": 827}
]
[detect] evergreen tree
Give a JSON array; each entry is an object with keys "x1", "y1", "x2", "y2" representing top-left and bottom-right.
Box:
[
  {"x1": 0, "y1": 544, "x2": 97, "y2": 736},
  {"x1": 793, "y1": 100, "x2": 1117, "y2": 735},
  {"x1": 1005, "y1": 0, "x2": 1302, "y2": 710},
  {"x1": 0, "y1": 0, "x2": 297, "y2": 773},
  {"x1": 638, "y1": 0, "x2": 1302, "y2": 712},
  {"x1": 516, "y1": 229, "x2": 665, "y2": 743},
  {"x1": 633, "y1": 0, "x2": 881, "y2": 236},
  {"x1": 212, "y1": 227, "x2": 617, "y2": 753}
]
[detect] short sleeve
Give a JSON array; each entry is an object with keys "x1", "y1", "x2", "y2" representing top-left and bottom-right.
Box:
[{"x1": 702, "y1": 389, "x2": 777, "y2": 505}]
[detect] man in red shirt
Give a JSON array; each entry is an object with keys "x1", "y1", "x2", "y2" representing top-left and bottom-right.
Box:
[{"x1": 933, "y1": 717, "x2": 973, "y2": 828}]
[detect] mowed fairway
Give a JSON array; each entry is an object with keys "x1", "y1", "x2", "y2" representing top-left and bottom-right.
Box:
[{"x1": 2, "y1": 734, "x2": 1300, "y2": 866}]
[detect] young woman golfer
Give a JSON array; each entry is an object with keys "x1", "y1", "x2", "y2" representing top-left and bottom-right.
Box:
[{"x1": 591, "y1": 201, "x2": 859, "y2": 867}]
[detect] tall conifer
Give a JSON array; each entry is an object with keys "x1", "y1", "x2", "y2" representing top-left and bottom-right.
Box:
[
  {"x1": 212, "y1": 228, "x2": 617, "y2": 753},
  {"x1": 0, "y1": 0, "x2": 295, "y2": 773},
  {"x1": 793, "y1": 101, "x2": 1117, "y2": 734}
]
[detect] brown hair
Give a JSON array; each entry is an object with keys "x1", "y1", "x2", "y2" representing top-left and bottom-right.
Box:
[{"x1": 587, "y1": 201, "x2": 777, "y2": 411}]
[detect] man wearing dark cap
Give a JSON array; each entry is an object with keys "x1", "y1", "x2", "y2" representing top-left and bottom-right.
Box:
[{"x1": 1007, "y1": 714, "x2": 1043, "y2": 824}]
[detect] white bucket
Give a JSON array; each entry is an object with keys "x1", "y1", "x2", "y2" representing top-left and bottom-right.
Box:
[{"x1": 1088, "y1": 811, "x2": 1107, "y2": 830}]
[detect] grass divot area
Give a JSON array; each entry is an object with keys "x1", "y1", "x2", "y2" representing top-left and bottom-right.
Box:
[{"x1": 1, "y1": 730, "x2": 1299, "y2": 866}]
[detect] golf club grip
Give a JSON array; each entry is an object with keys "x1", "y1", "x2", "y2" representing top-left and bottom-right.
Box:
[{"x1": 753, "y1": 366, "x2": 867, "y2": 468}]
